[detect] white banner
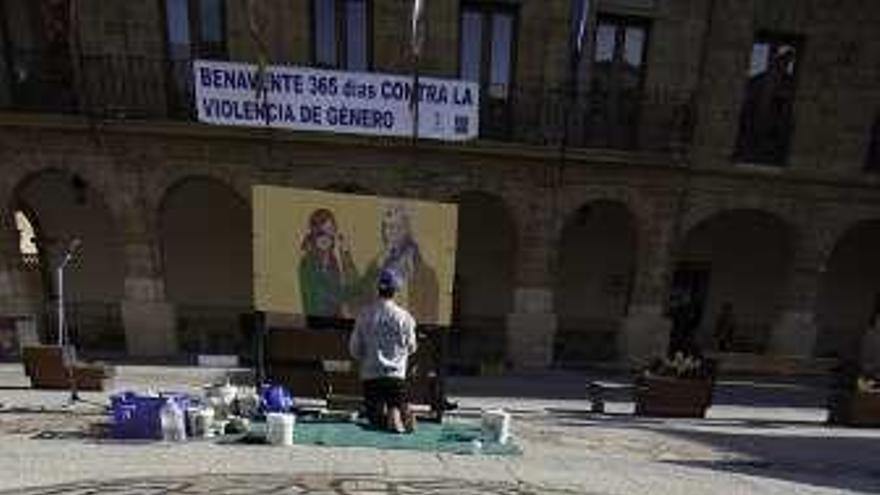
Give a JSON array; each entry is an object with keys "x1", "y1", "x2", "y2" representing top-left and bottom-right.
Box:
[{"x1": 193, "y1": 60, "x2": 480, "y2": 141}]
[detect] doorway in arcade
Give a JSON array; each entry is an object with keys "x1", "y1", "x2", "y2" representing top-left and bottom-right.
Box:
[
  {"x1": 160, "y1": 177, "x2": 252, "y2": 358},
  {"x1": 10, "y1": 170, "x2": 125, "y2": 355},
  {"x1": 449, "y1": 192, "x2": 516, "y2": 374},
  {"x1": 673, "y1": 210, "x2": 793, "y2": 355}
]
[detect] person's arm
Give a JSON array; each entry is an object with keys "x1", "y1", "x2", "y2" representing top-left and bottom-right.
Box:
[
  {"x1": 406, "y1": 316, "x2": 418, "y2": 355},
  {"x1": 349, "y1": 315, "x2": 364, "y2": 361},
  {"x1": 299, "y1": 257, "x2": 318, "y2": 316},
  {"x1": 344, "y1": 259, "x2": 379, "y2": 311}
]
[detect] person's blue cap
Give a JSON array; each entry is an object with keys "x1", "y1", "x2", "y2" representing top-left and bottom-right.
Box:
[{"x1": 378, "y1": 269, "x2": 401, "y2": 292}]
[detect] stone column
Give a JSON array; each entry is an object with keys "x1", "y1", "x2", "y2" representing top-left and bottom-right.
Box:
[
  {"x1": 119, "y1": 192, "x2": 178, "y2": 357},
  {"x1": 620, "y1": 222, "x2": 673, "y2": 368},
  {"x1": 769, "y1": 260, "x2": 821, "y2": 357},
  {"x1": 505, "y1": 194, "x2": 557, "y2": 370}
]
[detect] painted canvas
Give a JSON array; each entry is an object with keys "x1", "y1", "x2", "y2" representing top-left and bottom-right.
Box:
[{"x1": 253, "y1": 185, "x2": 458, "y2": 326}]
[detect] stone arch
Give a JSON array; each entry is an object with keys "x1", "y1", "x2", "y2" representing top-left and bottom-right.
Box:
[
  {"x1": 158, "y1": 176, "x2": 252, "y2": 355},
  {"x1": 817, "y1": 208, "x2": 880, "y2": 265},
  {"x1": 10, "y1": 165, "x2": 123, "y2": 225},
  {"x1": 10, "y1": 168, "x2": 126, "y2": 351},
  {"x1": 816, "y1": 219, "x2": 880, "y2": 360},
  {"x1": 150, "y1": 166, "x2": 251, "y2": 224},
  {"x1": 560, "y1": 186, "x2": 651, "y2": 228},
  {"x1": 555, "y1": 200, "x2": 639, "y2": 364},
  {"x1": 450, "y1": 190, "x2": 518, "y2": 371},
  {"x1": 4, "y1": 142, "x2": 125, "y2": 218},
  {"x1": 674, "y1": 208, "x2": 795, "y2": 353},
  {"x1": 558, "y1": 185, "x2": 654, "y2": 261},
  {"x1": 681, "y1": 194, "x2": 800, "y2": 239}
]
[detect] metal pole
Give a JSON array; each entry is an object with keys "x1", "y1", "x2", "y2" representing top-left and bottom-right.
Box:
[
  {"x1": 255, "y1": 310, "x2": 266, "y2": 385},
  {"x1": 412, "y1": 66, "x2": 420, "y2": 145},
  {"x1": 56, "y1": 239, "x2": 80, "y2": 349},
  {"x1": 57, "y1": 265, "x2": 64, "y2": 347}
]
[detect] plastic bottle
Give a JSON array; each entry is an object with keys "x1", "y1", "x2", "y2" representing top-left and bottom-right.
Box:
[{"x1": 160, "y1": 398, "x2": 187, "y2": 442}]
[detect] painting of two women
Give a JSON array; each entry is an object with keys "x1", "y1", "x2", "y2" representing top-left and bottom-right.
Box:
[{"x1": 298, "y1": 205, "x2": 439, "y2": 323}]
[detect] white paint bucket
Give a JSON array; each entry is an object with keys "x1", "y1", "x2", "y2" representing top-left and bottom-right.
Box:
[
  {"x1": 187, "y1": 407, "x2": 215, "y2": 438},
  {"x1": 266, "y1": 413, "x2": 295, "y2": 446},
  {"x1": 481, "y1": 409, "x2": 511, "y2": 445}
]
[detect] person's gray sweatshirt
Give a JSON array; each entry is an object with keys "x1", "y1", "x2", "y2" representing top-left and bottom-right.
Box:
[{"x1": 348, "y1": 299, "x2": 417, "y2": 380}]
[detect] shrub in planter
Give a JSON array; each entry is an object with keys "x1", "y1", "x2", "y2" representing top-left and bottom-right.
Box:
[{"x1": 635, "y1": 352, "x2": 717, "y2": 418}]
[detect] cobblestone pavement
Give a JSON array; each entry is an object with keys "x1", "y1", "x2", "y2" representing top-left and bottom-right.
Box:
[
  {"x1": 2, "y1": 365, "x2": 880, "y2": 494},
  {"x1": 0, "y1": 473, "x2": 586, "y2": 495}
]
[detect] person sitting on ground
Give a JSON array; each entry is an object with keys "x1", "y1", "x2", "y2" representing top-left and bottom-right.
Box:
[{"x1": 348, "y1": 269, "x2": 417, "y2": 433}]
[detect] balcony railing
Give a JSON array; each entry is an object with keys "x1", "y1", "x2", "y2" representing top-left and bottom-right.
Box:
[
  {"x1": 0, "y1": 51, "x2": 695, "y2": 153},
  {"x1": 1, "y1": 51, "x2": 193, "y2": 119},
  {"x1": 480, "y1": 86, "x2": 695, "y2": 152}
]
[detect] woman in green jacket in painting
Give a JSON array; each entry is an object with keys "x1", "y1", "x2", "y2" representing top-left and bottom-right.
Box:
[{"x1": 299, "y1": 209, "x2": 359, "y2": 318}]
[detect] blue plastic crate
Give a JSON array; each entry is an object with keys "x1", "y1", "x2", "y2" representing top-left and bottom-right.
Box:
[{"x1": 110, "y1": 392, "x2": 193, "y2": 440}]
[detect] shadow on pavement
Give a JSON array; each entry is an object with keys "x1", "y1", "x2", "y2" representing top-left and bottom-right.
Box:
[
  {"x1": 538, "y1": 403, "x2": 880, "y2": 492},
  {"x1": 660, "y1": 428, "x2": 880, "y2": 493},
  {"x1": 544, "y1": 409, "x2": 827, "y2": 430},
  {"x1": 450, "y1": 372, "x2": 835, "y2": 412}
]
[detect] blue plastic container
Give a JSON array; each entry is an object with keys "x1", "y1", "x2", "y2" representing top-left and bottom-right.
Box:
[
  {"x1": 110, "y1": 392, "x2": 193, "y2": 439},
  {"x1": 260, "y1": 384, "x2": 294, "y2": 414}
]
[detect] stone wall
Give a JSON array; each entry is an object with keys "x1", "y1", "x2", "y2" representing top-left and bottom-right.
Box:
[
  {"x1": 1, "y1": 0, "x2": 880, "y2": 365},
  {"x1": 1, "y1": 121, "x2": 880, "y2": 363}
]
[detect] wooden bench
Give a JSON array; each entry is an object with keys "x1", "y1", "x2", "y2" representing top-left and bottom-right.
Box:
[
  {"x1": 586, "y1": 380, "x2": 633, "y2": 413},
  {"x1": 22, "y1": 345, "x2": 115, "y2": 391}
]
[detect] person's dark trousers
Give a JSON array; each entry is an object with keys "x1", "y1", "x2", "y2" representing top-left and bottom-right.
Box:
[{"x1": 363, "y1": 377, "x2": 407, "y2": 428}]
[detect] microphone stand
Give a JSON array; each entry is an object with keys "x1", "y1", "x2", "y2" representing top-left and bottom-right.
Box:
[{"x1": 55, "y1": 239, "x2": 94, "y2": 408}]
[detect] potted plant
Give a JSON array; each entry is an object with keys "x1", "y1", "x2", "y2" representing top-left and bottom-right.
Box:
[
  {"x1": 828, "y1": 369, "x2": 880, "y2": 427},
  {"x1": 634, "y1": 352, "x2": 716, "y2": 418}
]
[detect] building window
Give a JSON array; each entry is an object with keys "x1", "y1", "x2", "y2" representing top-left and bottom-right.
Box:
[
  {"x1": 13, "y1": 209, "x2": 40, "y2": 269},
  {"x1": 162, "y1": 0, "x2": 227, "y2": 61},
  {"x1": 458, "y1": 3, "x2": 516, "y2": 100},
  {"x1": 866, "y1": 115, "x2": 880, "y2": 172},
  {"x1": 14, "y1": 210, "x2": 38, "y2": 257},
  {"x1": 162, "y1": 0, "x2": 226, "y2": 115},
  {"x1": 0, "y1": 0, "x2": 76, "y2": 111},
  {"x1": 584, "y1": 14, "x2": 649, "y2": 148},
  {"x1": 734, "y1": 34, "x2": 801, "y2": 166},
  {"x1": 312, "y1": 0, "x2": 370, "y2": 71}
]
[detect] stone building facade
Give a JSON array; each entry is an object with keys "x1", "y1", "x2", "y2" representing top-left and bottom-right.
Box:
[{"x1": 0, "y1": 0, "x2": 879, "y2": 370}]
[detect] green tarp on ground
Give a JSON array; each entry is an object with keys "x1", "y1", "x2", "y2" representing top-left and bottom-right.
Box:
[{"x1": 264, "y1": 419, "x2": 520, "y2": 456}]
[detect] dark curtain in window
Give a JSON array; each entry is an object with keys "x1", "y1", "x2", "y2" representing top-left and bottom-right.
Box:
[{"x1": 735, "y1": 39, "x2": 799, "y2": 165}]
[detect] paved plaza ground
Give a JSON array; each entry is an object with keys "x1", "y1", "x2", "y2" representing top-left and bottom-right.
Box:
[{"x1": 1, "y1": 364, "x2": 879, "y2": 494}]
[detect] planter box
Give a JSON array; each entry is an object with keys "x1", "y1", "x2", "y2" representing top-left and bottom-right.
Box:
[
  {"x1": 634, "y1": 374, "x2": 714, "y2": 418},
  {"x1": 828, "y1": 391, "x2": 880, "y2": 427}
]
